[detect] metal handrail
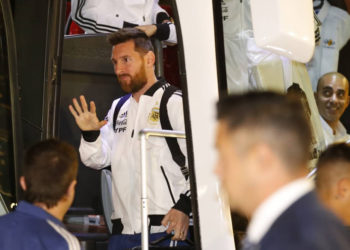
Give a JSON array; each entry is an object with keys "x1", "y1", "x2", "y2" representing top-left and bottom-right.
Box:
[{"x1": 139, "y1": 128, "x2": 186, "y2": 250}]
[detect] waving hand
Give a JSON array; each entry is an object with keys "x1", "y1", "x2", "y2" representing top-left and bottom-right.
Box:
[{"x1": 69, "y1": 95, "x2": 107, "y2": 131}]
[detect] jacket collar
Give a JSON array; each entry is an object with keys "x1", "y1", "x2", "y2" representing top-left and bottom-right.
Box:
[
  {"x1": 316, "y1": 0, "x2": 330, "y2": 23},
  {"x1": 144, "y1": 78, "x2": 168, "y2": 97},
  {"x1": 16, "y1": 201, "x2": 63, "y2": 226}
]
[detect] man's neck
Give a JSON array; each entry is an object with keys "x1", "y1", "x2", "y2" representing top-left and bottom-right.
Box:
[
  {"x1": 247, "y1": 169, "x2": 307, "y2": 217},
  {"x1": 34, "y1": 202, "x2": 66, "y2": 221},
  {"x1": 326, "y1": 120, "x2": 339, "y2": 135},
  {"x1": 132, "y1": 74, "x2": 158, "y2": 102},
  {"x1": 247, "y1": 177, "x2": 313, "y2": 243}
]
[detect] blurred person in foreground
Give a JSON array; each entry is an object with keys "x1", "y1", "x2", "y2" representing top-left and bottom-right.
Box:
[
  {"x1": 215, "y1": 91, "x2": 350, "y2": 249},
  {"x1": 0, "y1": 139, "x2": 80, "y2": 250}
]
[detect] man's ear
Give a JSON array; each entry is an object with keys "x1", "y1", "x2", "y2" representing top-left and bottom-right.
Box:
[
  {"x1": 337, "y1": 177, "x2": 350, "y2": 200},
  {"x1": 145, "y1": 51, "x2": 155, "y2": 68},
  {"x1": 20, "y1": 176, "x2": 27, "y2": 191},
  {"x1": 251, "y1": 143, "x2": 275, "y2": 171},
  {"x1": 314, "y1": 92, "x2": 319, "y2": 104},
  {"x1": 345, "y1": 95, "x2": 350, "y2": 109},
  {"x1": 67, "y1": 180, "x2": 77, "y2": 198}
]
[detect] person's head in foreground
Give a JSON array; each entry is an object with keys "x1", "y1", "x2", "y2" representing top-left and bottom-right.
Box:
[
  {"x1": 316, "y1": 143, "x2": 350, "y2": 226},
  {"x1": 215, "y1": 91, "x2": 312, "y2": 216},
  {"x1": 0, "y1": 139, "x2": 80, "y2": 250},
  {"x1": 21, "y1": 138, "x2": 79, "y2": 220}
]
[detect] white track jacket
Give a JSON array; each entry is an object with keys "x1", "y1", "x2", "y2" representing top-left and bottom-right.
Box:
[
  {"x1": 79, "y1": 81, "x2": 190, "y2": 234},
  {"x1": 71, "y1": 0, "x2": 177, "y2": 44}
]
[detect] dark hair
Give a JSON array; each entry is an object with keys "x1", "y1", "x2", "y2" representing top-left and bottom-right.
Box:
[
  {"x1": 287, "y1": 83, "x2": 311, "y2": 116},
  {"x1": 316, "y1": 143, "x2": 350, "y2": 189},
  {"x1": 107, "y1": 28, "x2": 154, "y2": 55},
  {"x1": 23, "y1": 139, "x2": 78, "y2": 208},
  {"x1": 217, "y1": 91, "x2": 312, "y2": 169}
]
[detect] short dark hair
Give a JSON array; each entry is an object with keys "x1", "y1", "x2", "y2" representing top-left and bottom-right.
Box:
[
  {"x1": 316, "y1": 143, "x2": 350, "y2": 190},
  {"x1": 23, "y1": 139, "x2": 78, "y2": 208},
  {"x1": 217, "y1": 91, "x2": 312, "y2": 170},
  {"x1": 107, "y1": 28, "x2": 154, "y2": 55},
  {"x1": 287, "y1": 83, "x2": 311, "y2": 116}
]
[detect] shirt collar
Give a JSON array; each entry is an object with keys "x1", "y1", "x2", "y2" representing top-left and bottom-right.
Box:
[
  {"x1": 316, "y1": 0, "x2": 330, "y2": 23},
  {"x1": 320, "y1": 116, "x2": 349, "y2": 144},
  {"x1": 246, "y1": 178, "x2": 314, "y2": 243},
  {"x1": 16, "y1": 201, "x2": 63, "y2": 226},
  {"x1": 336, "y1": 121, "x2": 348, "y2": 136},
  {"x1": 320, "y1": 115, "x2": 333, "y2": 135},
  {"x1": 143, "y1": 78, "x2": 168, "y2": 97}
]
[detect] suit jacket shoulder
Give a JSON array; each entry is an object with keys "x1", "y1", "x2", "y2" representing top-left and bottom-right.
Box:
[{"x1": 260, "y1": 191, "x2": 350, "y2": 250}]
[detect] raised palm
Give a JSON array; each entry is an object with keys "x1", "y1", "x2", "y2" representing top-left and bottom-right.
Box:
[{"x1": 69, "y1": 95, "x2": 107, "y2": 131}]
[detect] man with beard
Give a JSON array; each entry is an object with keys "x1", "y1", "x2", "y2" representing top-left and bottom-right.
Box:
[
  {"x1": 69, "y1": 28, "x2": 190, "y2": 250},
  {"x1": 315, "y1": 72, "x2": 350, "y2": 145}
]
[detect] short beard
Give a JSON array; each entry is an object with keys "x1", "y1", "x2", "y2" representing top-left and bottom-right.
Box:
[{"x1": 118, "y1": 62, "x2": 147, "y2": 94}]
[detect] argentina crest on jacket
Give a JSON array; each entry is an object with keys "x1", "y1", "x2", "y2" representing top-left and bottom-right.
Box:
[{"x1": 148, "y1": 104, "x2": 160, "y2": 125}]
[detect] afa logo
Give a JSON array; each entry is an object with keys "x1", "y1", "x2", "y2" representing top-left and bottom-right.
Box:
[
  {"x1": 119, "y1": 111, "x2": 128, "y2": 119},
  {"x1": 323, "y1": 38, "x2": 335, "y2": 48},
  {"x1": 148, "y1": 107, "x2": 160, "y2": 125}
]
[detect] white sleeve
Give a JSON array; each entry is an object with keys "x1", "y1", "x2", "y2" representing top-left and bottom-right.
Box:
[
  {"x1": 70, "y1": 0, "x2": 122, "y2": 33},
  {"x1": 338, "y1": 10, "x2": 350, "y2": 48},
  {"x1": 167, "y1": 93, "x2": 190, "y2": 193},
  {"x1": 79, "y1": 100, "x2": 119, "y2": 169},
  {"x1": 167, "y1": 93, "x2": 186, "y2": 154},
  {"x1": 166, "y1": 23, "x2": 178, "y2": 45},
  {"x1": 328, "y1": 6, "x2": 350, "y2": 49},
  {"x1": 152, "y1": 4, "x2": 177, "y2": 44}
]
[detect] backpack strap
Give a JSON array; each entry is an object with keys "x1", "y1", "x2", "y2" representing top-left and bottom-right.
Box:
[
  {"x1": 160, "y1": 85, "x2": 188, "y2": 179},
  {"x1": 113, "y1": 94, "x2": 131, "y2": 132}
]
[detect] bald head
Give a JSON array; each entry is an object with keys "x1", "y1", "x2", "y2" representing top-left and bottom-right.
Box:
[
  {"x1": 315, "y1": 72, "x2": 349, "y2": 129},
  {"x1": 316, "y1": 72, "x2": 349, "y2": 93},
  {"x1": 316, "y1": 143, "x2": 350, "y2": 225}
]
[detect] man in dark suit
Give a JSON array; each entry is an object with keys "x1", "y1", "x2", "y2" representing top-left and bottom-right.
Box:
[{"x1": 215, "y1": 92, "x2": 350, "y2": 250}]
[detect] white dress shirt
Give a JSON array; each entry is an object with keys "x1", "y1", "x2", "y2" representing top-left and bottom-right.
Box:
[
  {"x1": 319, "y1": 116, "x2": 350, "y2": 146},
  {"x1": 307, "y1": 0, "x2": 350, "y2": 91}
]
